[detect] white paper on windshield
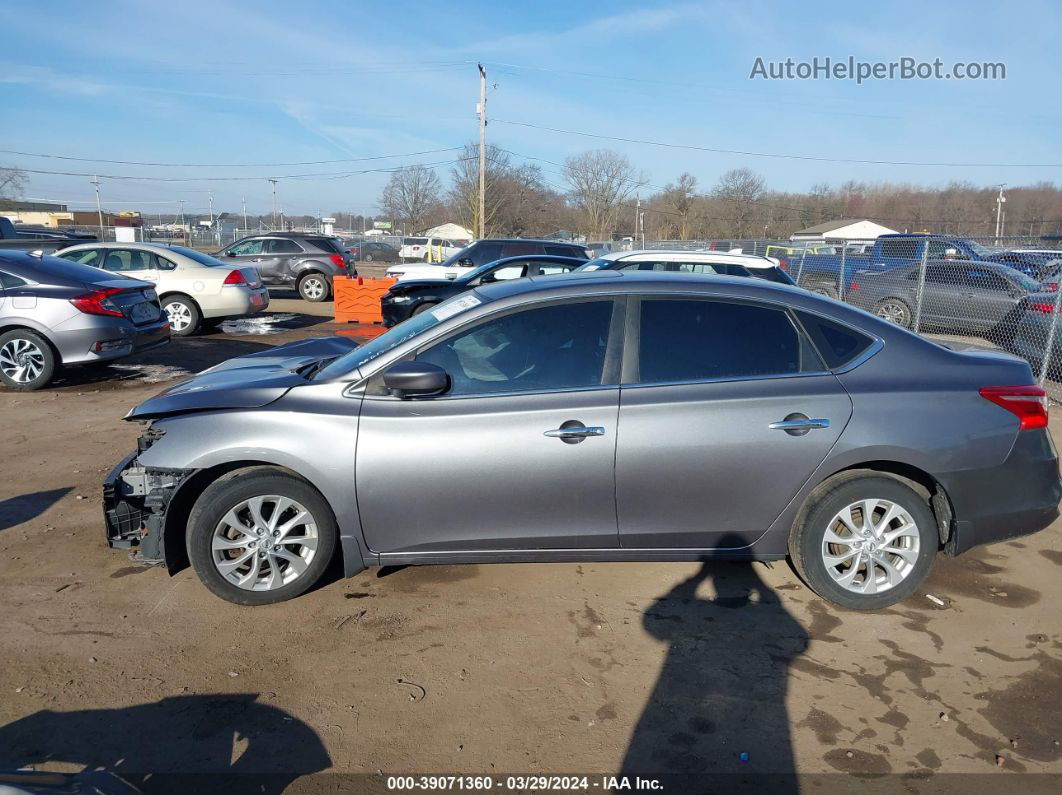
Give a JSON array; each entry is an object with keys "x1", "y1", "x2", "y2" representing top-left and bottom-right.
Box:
[{"x1": 432, "y1": 294, "x2": 482, "y2": 321}]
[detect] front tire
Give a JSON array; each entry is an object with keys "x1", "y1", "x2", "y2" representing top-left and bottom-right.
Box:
[
  {"x1": 0, "y1": 329, "x2": 57, "y2": 390},
  {"x1": 297, "y1": 272, "x2": 331, "y2": 302},
  {"x1": 411, "y1": 302, "x2": 437, "y2": 316},
  {"x1": 789, "y1": 475, "x2": 937, "y2": 610},
  {"x1": 187, "y1": 469, "x2": 338, "y2": 605},
  {"x1": 363, "y1": 253, "x2": 374, "y2": 262},
  {"x1": 162, "y1": 295, "x2": 201, "y2": 336}
]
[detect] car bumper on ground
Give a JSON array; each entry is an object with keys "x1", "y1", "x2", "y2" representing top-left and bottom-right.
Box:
[{"x1": 940, "y1": 428, "x2": 1062, "y2": 554}]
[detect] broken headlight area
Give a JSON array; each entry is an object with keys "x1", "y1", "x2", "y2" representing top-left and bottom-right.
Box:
[{"x1": 102, "y1": 447, "x2": 190, "y2": 566}]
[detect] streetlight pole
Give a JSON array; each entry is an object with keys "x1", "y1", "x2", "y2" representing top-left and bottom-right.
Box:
[
  {"x1": 91, "y1": 176, "x2": 104, "y2": 239},
  {"x1": 994, "y1": 184, "x2": 1006, "y2": 242},
  {"x1": 269, "y1": 178, "x2": 278, "y2": 230},
  {"x1": 477, "y1": 63, "x2": 487, "y2": 239}
]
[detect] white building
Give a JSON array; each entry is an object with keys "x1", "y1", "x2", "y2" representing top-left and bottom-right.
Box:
[{"x1": 791, "y1": 219, "x2": 897, "y2": 242}]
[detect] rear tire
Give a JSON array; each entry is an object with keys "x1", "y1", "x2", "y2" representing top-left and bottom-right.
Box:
[
  {"x1": 788, "y1": 475, "x2": 937, "y2": 610},
  {"x1": 873, "y1": 298, "x2": 913, "y2": 329},
  {"x1": 162, "y1": 295, "x2": 201, "y2": 336},
  {"x1": 297, "y1": 272, "x2": 331, "y2": 302},
  {"x1": 363, "y1": 253, "x2": 374, "y2": 262},
  {"x1": 0, "y1": 329, "x2": 57, "y2": 390},
  {"x1": 807, "y1": 282, "x2": 839, "y2": 300},
  {"x1": 187, "y1": 469, "x2": 337, "y2": 605}
]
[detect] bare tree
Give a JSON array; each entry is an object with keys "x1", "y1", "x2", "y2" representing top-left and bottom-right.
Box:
[
  {"x1": 0, "y1": 166, "x2": 27, "y2": 199},
  {"x1": 379, "y1": 164, "x2": 442, "y2": 234},
  {"x1": 563, "y1": 150, "x2": 643, "y2": 239},
  {"x1": 661, "y1": 173, "x2": 698, "y2": 239},
  {"x1": 712, "y1": 168, "x2": 766, "y2": 238}
]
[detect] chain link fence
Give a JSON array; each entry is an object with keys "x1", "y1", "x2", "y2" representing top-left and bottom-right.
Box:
[{"x1": 644, "y1": 235, "x2": 1062, "y2": 401}]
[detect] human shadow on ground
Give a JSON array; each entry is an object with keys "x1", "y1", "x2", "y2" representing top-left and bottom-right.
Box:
[{"x1": 621, "y1": 543, "x2": 809, "y2": 792}]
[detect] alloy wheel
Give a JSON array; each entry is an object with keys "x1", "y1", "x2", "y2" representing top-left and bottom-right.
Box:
[
  {"x1": 876, "y1": 301, "x2": 909, "y2": 325},
  {"x1": 165, "y1": 301, "x2": 193, "y2": 332},
  {"x1": 0, "y1": 338, "x2": 46, "y2": 384},
  {"x1": 211, "y1": 495, "x2": 319, "y2": 591},
  {"x1": 301, "y1": 277, "x2": 325, "y2": 300},
  {"x1": 820, "y1": 498, "x2": 921, "y2": 595}
]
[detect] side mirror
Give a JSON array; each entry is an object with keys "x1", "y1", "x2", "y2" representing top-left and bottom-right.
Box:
[
  {"x1": 383, "y1": 361, "x2": 449, "y2": 398},
  {"x1": 944, "y1": 248, "x2": 959, "y2": 258},
  {"x1": 225, "y1": 251, "x2": 236, "y2": 257}
]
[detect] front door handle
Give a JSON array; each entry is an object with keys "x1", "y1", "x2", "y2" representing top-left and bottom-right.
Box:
[
  {"x1": 769, "y1": 415, "x2": 830, "y2": 437},
  {"x1": 544, "y1": 423, "x2": 605, "y2": 444}
]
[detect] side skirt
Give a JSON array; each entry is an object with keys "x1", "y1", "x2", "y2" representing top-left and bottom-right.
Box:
[{"x1": 375, "y1": 547, "x2": 789, "y2": 567}]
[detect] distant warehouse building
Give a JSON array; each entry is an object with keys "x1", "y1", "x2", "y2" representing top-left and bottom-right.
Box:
[
  {"x1": 791, "y1": 219, "x2": 897, "y2": 242},
  {"x1": 0, "y1": 199, "x2": 74, "y2": 228}
]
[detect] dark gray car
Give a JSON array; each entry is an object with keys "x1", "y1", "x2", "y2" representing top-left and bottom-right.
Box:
[
  {"x1": 216, "y1": 233, "x2": 356, "y2": 302},
  {"x1": 846, "y1": 259, "x2": 1038, "y2": 337},
  {"x1": 0, "y1": 250, "x2": 169, "y2": 390},
  {"x1": 102, "y1": 272, "x2": 1060, "y2": 610}
]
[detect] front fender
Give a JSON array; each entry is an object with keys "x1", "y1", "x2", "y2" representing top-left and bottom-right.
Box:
[{"x1": 135, "y1": 381, "x2": 370, "y2": 572}]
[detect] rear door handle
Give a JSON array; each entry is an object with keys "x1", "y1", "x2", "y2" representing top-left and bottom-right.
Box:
[
  {"x1": 769, "y1": 417, "x2": 830, "y2": 431},
  {"x1": 544, "y1": 426, "x2": 605, "y2": 439}
]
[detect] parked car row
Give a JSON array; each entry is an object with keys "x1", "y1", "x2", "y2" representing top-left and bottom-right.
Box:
[{"x1": 386, "y1": 238, "x2": 592, "y2": 281}]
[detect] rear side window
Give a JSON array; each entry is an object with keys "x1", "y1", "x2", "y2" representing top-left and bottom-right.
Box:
[
  {"x1": 404, "y1": 237, "x2": 428, "y2": 245},
  {"x1": 636, "y1": 299, "x2": 822, "y2": 384},
  {"x1": 265, "y1": 238, "x2": 303, "y2": 254},
  {"x1": 501, "y1": 242, "x2": 541, "y2": 258},
  {"x1": 305, "y1": 237, "x2": 341, "y2": 254},
  {"x1": 544, "y1": 245, "x2": 587, "y2": 259},
  {"x1": 795, "y1": 311, "x2": 874, "y2": 369},
  {"x1": 879, "y1": 239, "x2": 919, "y2": 259},
  {"x1": 0, "y1": 270, "x2": 27, "y2": 288}
]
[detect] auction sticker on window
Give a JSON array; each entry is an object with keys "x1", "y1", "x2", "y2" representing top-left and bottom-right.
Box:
[{"x1": 432, "y1": 294, "x2": 482, "y2": 321}]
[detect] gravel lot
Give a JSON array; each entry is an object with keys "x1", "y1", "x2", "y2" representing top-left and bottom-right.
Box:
[{"x1": 1, "y1": 292, "x2": 1061, "y2": 790}]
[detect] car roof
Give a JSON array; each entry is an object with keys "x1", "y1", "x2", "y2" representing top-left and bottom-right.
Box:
[
  {"x1": 475, "y1": 269, "x2": 795, "y2": 300},
  {"x1": 474, "y1": 238, "x2": 586, "y2": 245},
  {"x1": 595, "y1": 249, "x2": 779, "y2": 268}
]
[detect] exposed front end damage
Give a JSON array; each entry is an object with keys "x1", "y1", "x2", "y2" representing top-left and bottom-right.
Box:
[{"x1": 102, "y1": 426, "x2": 193, "y2": 566}]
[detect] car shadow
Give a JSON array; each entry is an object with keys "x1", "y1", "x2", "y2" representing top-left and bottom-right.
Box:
[
  {"x1": 0, "y1": 487, "x2": 72, "y2": 531},
  {"x1": 0, "y1": 694, "x2": 331, "y2": 794},
  {"x1": 620, "y1": 545, "x2": 807, "y2": 791}
]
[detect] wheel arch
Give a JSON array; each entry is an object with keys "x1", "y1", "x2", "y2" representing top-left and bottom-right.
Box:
[
  {"x1": 0, "y1": 322, "x2": 61, "y2": 362},
  {"x1": 792, "y1": 461, "x2": 955, "y2": 551},
  {"x1": 158, "y1": 290, "x2": 202, "y2": 312},
  {"x1": 162, "y1": 460, "x2": 365, "y2": 577}
]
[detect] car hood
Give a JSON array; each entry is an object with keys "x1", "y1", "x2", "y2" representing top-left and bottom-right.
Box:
[
  {"x1": 389, "y1": 277, "x2": 467, "y2": 292},
  {"x1": 125, "y1": 336, "x2": 361, "y2": 420}
]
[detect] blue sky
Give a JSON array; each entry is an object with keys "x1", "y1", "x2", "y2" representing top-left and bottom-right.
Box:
[{"x1": 2, "y1": 0, "x2": 1059, "y2": 217}]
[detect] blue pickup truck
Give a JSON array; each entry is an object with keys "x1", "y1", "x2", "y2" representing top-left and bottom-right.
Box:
[{"x1": 795, "y1": 234, "x2": 1047, "y2": 298}]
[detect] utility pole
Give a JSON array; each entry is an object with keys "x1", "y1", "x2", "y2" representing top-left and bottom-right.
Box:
[
  {"x1": 241, "y1": 197, "x2": 247, "y2": 233},
  {"x1": 269, "y1": 178, "x2": 278, "y2": 230},
  {"x1": 477, "y1": 63, "x2": 487, "y2": 239},
  {"x1": 994, "y1": 184, "x2": 1006, "y2": 241},
  {"x1": 208, "y1": 191, "x2": 214, "y2": 226},
  {"x1": 91, "y1": 176, "x2": 104, "y2": 239}
]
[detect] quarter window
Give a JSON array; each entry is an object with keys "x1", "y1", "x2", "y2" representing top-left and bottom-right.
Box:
[
  {"x1": 0, "y1": 270, "x2": 27, "y2": 288},
  {"x1": 794, "y1": 311, "x2": 875, "y2": 369},
  {"x1": 416, "y1": 300, "x2": 615, "y2": 396},
  {"x1": 636, "y1": 299, "x2": 821, "y2": 384}
]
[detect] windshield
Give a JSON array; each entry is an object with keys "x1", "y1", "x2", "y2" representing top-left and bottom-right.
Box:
[
  {"x1": 166, "y1": 245, "x2": 229, "y2": 267},
  {"x1": 967, "y1": 240, "x2": 996, "y2": 257},
  {"x1": 439, "y1": 244, "x2": 474, "y2": 267},
  {"x1": 576, "y1": 258, "x2": 611, "y2": 271},
  {"x1": 315, "y1": 291, "x2": 488, "y2": 380}
]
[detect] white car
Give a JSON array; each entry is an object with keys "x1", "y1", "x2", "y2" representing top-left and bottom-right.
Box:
[
  {"x1": 56, "y1": 243, "x2": 270, "y2": 336},
  {"x1": 578, "y1": 250, "x2": 795, "y2": 285},
  {"x1": 397, "y1": 236, "x2": 463, "y2": 264}
]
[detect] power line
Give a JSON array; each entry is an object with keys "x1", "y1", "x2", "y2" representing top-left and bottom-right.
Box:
[
  {"x1": 0, "y1": 145, "x2": 463, "y2": 168},
  {"x1": 493, "y1": 119, "x2": 1062, "y2": 168}
]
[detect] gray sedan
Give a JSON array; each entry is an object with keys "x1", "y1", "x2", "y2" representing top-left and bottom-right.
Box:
[
  {"x1": 845, "y1": 259, "x2": 1038, "y2": 337},
  {"x1": 103, "y1": 271, "x2": 1060, "y2": 610},
  {"x1": 1, "y1": 251, "x2": 169, "y2": 390}
]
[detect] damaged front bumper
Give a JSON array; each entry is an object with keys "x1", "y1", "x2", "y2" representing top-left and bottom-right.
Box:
[{"x1": 102, "y1": 428, "x2": 192, "y2": 565}]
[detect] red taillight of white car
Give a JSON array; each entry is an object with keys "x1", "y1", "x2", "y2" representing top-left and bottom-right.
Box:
[
  {"x1": 70, "y1": 287, "x2": 126, "y2": 317},
  {"x1": 980, "y1": 385, "x2": 1048, "y2": 430},
  {"x1": 223, "y1": 269, "x2": 248, "y2": 286}
]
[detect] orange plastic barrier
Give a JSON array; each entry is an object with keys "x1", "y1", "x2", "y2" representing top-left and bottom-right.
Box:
[{"x1": 334, "y1": 276, "x2": 396, "y2": 324}]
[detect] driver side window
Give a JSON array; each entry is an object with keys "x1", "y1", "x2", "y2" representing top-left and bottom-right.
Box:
[{"x1": 415, "y1": 300, "x2": 616, "y2": 397}]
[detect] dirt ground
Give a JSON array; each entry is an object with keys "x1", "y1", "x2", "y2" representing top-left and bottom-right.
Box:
[{"x1": 1, "y1": 291, "x2": 1061, "y2": 792}]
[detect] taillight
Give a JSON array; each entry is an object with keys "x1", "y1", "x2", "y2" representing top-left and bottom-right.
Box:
[
  {"x1": 223, "y1": 269, "x2": 247, "y2": 286},
  {"x1": 778, "y1": 257, "x2": 789, "y2": 272},
  {"x1": 1029, "y1": 302, "x2": 1056, "y2": 314},
  {"x1": 1044, "y1": 282, "x2": 1058, "y2": 293},
  {"x1": 849, "y1": 281, "x2": 860, "y2": 292},
  {"x1": 979, "y1": 385, "x2": 1048, "y2": 430},
  {"x1": 70, "y1": 287, "x2": 125, "y2": 317},
  {"x1": 329, "y1": 254, "x2": 347, "y2": 270}
]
